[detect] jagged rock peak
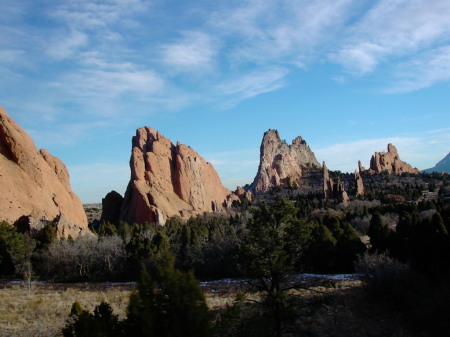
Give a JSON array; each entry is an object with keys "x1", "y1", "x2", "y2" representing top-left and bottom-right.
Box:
[
  {"x1": 355, "y1": 170, "x2": 364, "y2": 196},
  {"x1": 369, "y1": 143, "x2": 419, "y2": 174},
  {"x1": 121, "y1": 127, "x2": 238, "y2": 225},
  {"x1": 250, "y1": 129, "x2": 321, "y2": 193},
  {"x1": 0, "y1": 106, "x2": 89, "y2": 239}
]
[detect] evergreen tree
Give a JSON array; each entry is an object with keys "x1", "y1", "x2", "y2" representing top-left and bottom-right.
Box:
[
  {"x1": 238, "y1": 199, "x2": 313, "y2": 337},
  {"x1": 126, "y1": 240, "x2": 211, "y2": 337},
  {"x1": 368, "y1": 213, "x2": 391, "y2": 253}
]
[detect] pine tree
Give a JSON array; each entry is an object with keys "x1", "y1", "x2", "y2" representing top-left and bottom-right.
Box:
[
  {"x1": 368, "y1": 213, "x2": 391, "y2": 253},
  {"x1": 126, "y1": 233, "x2": 211, "y2": 337}
]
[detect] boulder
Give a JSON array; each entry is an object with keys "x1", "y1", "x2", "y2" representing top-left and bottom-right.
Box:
[{"x1": 0, "y1": 107, "x2": 89, "y2": 238}]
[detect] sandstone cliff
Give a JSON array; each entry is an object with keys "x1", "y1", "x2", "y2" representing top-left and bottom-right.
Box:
[
  {"x1": 369, "y1": 144, "x2": 419, "y2": 174},
  {"x1": 0, "y1": 107, "x2": 89, "y2": 238},
  {"x1": 120, "y1": 127, "x2": 237, "y2": 225},
  {"x1": 250, "y1": 129, "x2": 321, "y2": 193}
]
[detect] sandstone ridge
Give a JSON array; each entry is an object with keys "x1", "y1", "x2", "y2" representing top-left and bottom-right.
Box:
[
  {"x1": 250, "y1": 129, "x2": 321, "y2": 193},
  {"x1": 0, "y1": 107, "x2": 89, "y2": 238},
  {"x1": 120, "y1": 127, "x2": 240, "y2": 225},
  {"x1": 368, "y1": 143, "x2": 419, "y2": 174}
]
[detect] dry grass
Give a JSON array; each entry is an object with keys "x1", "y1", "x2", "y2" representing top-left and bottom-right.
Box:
[
  {"x1": 0, "y1": 278, "x2": 410, "y2": 337},
  {"x1": 0, "y1": 283, "x2": 131, "y2": 337}
]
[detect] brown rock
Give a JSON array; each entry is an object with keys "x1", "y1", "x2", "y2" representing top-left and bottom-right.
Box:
[
  {"x1": 235, "y1": 186, "x2": 252, "y2": 202},
  {"x1": 0, "y1": 107, "x2": 89, "y2": 238},
  {"x1": 358, "y1": 160, "x2": 365, "y2": 173},
  {"x1": 250, "y1": 129, "x2": 320, "y2": 193},
  {"x1": 101, "y1": 190, "x2": 124, "y2": 224},
  {"x1": 369, "y1": 143, "x2": 419, "y2": 174},
  {"x1": 355, "y1": 170, "x2": 364, "y2": 196},
  {"x1": 323, "y1": 161, "x2": 334, "y2": 199},
  {"x1": 120, "y1": 127, "x2": 236, "y2": 225}
]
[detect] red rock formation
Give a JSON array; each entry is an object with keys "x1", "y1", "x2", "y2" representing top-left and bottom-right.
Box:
[
  {"x1": 101, "y1": 190, "x2": 124, "y2": 224},
  {"x1": 0, "y1": 107, "x2": 89, "y2": 238},
  {"x1": 355, "y1": 170, "x2": 364, "y2": 196},
  {"x1": 235, "y1": 186, "x2": 252, "y2": 202},
  {"x1": 369, "y1": 144, "x2": 419, "y2": 174},
  {"x1": 250, "y1": 129, "x2": 321, "y2": 193},
  {"x1": 323, "y1": 161, "x2": 334, "y2": 198},
  {"x1": 120, "y1": 127, "x2": 237, "y2": 225}
]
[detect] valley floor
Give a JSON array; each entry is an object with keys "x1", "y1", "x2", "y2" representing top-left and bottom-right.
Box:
[{"x1": 0, "y1": 277, "x2": 412, "y2": 337}]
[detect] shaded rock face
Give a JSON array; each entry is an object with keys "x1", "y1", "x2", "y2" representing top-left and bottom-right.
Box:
[
  {"x1": 120, "y1": 127, "x2": 237, "y2": 225},
  {"x1": 250, "y1": 129, "x2": 320, "y2": 193},
  {"x1": 0, "y1": 107, "x2": 89, "y2": 239},
  {"x1": 355, "y1": 171, "x2": 364, "y2": 196},
  {"x1": 323, "y1": 162, "x2": 334, "y2": 199},
  {"x1": 369, "y1": 144, "x2": 419, "y2": 175},
  {"x1": 101, "y1": 190, "x2": 124, "y2": 224},
  {"x1": 323, "y1": 161, "x2": 349, "y2": 202}
]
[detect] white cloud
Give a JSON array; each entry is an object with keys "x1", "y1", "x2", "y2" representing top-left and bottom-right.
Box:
[
  {"x1": 384, "y1": 46, "x2": 450, "y2": 93},
  {"x1": 161, "y1": 31, "x2": 217, "y2": 71},
  {"x1": 216, "y1": 67, "x2": 289, "y2": 103},
  {"x1": 209, "y1": 0, "x2": 355, "y2": 66},
  {"x1": 333, "y1": 0, "x2": 450, "y2": 76},
  {"x1": 54, "y1": 67, "x2": 165, "y2": 100},
  {"x1": 46, "y1": 30, "x2": 88, "y2": 60}
]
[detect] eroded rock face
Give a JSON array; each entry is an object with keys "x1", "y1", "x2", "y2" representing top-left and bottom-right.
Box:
[
  {"x1": 369, "y1": 144, "x2": 419, "y2": 174},
  {"x1": 120, "y1": 127, "x2": 237, "y2": 225},
  {"x1": 0, "y1": 107, "x2": 89, "y2": 238},
  {"x1": 323, "y1": 161, "x2": 333, "y2": 199},
  {"x1": 250, "y1": 129, "x2": 321, "y2": 193},
  {"x1": 355, "y1": 171, "x2": 365, "y2": 196}
]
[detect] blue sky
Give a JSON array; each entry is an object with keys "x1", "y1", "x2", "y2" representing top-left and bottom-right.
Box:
[{"x1": 1, "y1": 0, "x2": 450, "y2": 203}]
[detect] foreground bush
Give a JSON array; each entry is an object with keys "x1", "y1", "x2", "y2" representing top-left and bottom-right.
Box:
[{"x1": 63, "y1": 239, "x2": 211, "y2": 337}]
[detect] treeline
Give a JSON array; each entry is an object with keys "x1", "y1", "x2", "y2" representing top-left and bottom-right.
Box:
[
  {"x1": 1, "y1": 198, "x2": 368, "y2": 282},
  {"x1": 2, "y1": 193, "x2": 450, "y2": 283}
]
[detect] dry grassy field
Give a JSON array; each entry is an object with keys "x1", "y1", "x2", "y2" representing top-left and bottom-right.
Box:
[{"x1": 0, "y1": 279, "x2": 410, "y2": 337}]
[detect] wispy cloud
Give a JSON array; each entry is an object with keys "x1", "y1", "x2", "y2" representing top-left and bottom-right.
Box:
[
  {"x1": 332, "y1": 0, "x2": 450, "y2": 79},
  {"x1": 384, "y1": 46, "x2": 450, "y2": 93},
  {"x1": 216, "y1": 67, "x2": 289, "y2": 105},
  {"x1": 46, "y1": 30, "x2": 88, "y2": 60},
  {"x1": 161, "y1": 31, "x2": 218, "y2": 71}
]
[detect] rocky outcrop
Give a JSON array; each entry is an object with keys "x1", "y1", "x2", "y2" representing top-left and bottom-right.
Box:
[
  {"x1": 369, "y1": 144, "x2": 419, "y2": 174},
  {"x1": 323, "y1": 161, "x2": 349, "y2": 202},
  {"x1": 101, "y1": 190, "x2": 123, "y2": 224},
  {"x1": 358, "y1": 160, "x2": 365, "y2": 173},
  {"x1": 355, "y1": 171, "x2": 364, "y2": 196},
  {"x1": 0, "y1": 106, "x2": 89, "y2": 238},
  {"x1": 250, "y1": 129, "x2": 320, "y2": 193},
  {"x1": 120, "y1": 127, "x2": 238, "y2": 225},
  {"x1": 235, "y1": 186, "x2": 252, "y2": 203}
]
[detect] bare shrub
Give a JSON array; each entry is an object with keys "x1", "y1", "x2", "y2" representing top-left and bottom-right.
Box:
[{"x1": 37, "y1": 235, "x2": 127, "y2": 281}]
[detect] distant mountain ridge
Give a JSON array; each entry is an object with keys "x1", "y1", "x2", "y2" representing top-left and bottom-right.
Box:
[{"x1": 423, "y1": 152, "x2": 450, "y2": 173}]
